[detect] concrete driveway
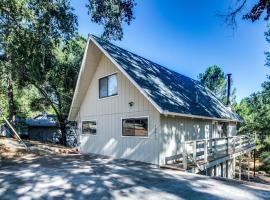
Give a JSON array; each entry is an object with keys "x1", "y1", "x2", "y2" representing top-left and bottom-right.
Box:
[{"x1": 0, "y1": 154, "x2": 269, "y2": 200}]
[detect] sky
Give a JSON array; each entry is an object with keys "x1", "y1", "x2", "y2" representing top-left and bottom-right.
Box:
[{"x1": 70, "y1": 0, "x2": 269, "y2": 102}]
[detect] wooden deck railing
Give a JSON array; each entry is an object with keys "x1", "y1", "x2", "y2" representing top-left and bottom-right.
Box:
[
  {"x1": 182, "y1": 135, "x2": 255, "y2": 169},
  {"x1": 164, "y1": 135, "x2": 256, "y2": 170}
]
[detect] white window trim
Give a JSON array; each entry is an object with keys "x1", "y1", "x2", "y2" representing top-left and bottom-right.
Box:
[
  {"x1": 121, "y1": 116, "x2": 149, "y2": 138},
  {"x1": 81, "y1": 120, "x2": 97, "y2": 136},
  {"x1": 98, "y1": 72, "x2": 119, "y2": 100}
]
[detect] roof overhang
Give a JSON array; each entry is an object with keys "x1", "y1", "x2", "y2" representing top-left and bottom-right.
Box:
[{"x1": 161, "y1": 111, "x2": 240, "y2": 123}]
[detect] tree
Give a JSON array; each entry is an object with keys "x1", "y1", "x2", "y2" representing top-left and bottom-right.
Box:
[
  {"x1": 221, "y1": 0, "x2": 270, "y2": 28},
  {"x1": 0, "y1": 0, "x2": 78, "y2": 145},
  {"x1": 198, "y1": 65, "x2": 236, "y2": 105},
  {"x1": 85, "y1": 1, "x2": 270, "y2": 41},
  {"x1": 30, "y1": 36, "x2": 86, "y2": 145},
  {"x1": 86, "y1": 0, "x2": 136, "y2": 40}
]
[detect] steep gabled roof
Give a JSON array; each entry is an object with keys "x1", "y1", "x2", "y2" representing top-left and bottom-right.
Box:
[{"x1": 68, "y1": 35, "x2": 240, "y2": 122}]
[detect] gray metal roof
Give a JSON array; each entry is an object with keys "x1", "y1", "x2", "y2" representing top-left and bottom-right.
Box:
[{"x1": 92, "y1": 35, "x2": 240, "y2": 121}]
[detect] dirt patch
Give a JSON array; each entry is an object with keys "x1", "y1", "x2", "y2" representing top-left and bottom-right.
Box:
[
  {"x1": 0, "y1": 144, "x2": 38, "y2": 160},
  {"x1": 0, "y1": 138, "x2": 78, "y2": 161}
]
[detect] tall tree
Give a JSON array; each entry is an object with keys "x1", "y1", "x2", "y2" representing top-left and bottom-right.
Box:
[
  {"x1": 86, "y1": 0, "x2": 136, "y2": 40},
  {"x1": 30, "y1": 36, "x2": 86, "y2": 145},
  {"x1": 198, "y1": 65, "x2": 236, "y2": 105},
  {"x1": 0, "y1": 0, "x2": 78, "y2": 145}
]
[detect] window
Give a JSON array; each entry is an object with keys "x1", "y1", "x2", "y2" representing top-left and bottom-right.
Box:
[
  {"x1": 82, "y1": 121, "x2": 97, "y2": 135},
  {"x1": 122, "y1": 117, "x2": 148, "y2": 137},
  {"x1": 99, "y1": 73, "x2": 118, "y2": 98},
  {"x1": 217, "y1": 122, "x2": 228, "y2": 138}
]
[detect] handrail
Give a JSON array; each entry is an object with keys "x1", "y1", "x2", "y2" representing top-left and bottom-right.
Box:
[{"x1": 181, "y1": 134, "x2": 255, "y2": 170}]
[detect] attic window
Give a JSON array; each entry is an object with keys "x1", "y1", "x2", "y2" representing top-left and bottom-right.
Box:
[{"x1": 99, "y1": 73, "x2": 118, "y2": 98}]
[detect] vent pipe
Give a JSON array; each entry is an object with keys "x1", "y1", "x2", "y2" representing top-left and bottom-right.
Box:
[{"x1": 226, "y1": 73, "x2": 232, "y2": 106}]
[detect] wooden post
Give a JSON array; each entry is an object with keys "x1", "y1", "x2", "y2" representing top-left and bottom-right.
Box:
[
  {"x1": 232, "y1": 157, "x2": 236, "y2": 179},
  {"x1": 221, "y1": 163, "x2": 224, "y2": 177},
  {"x1": 248, "y1": 153, "x2": 250, "y2": 181},
  {"x1": 239, "y1": 156, "x2": 242, "y2": 181},
  {"x1": 183, "y1": 152, "x2": 188, "y2": 170},
  {"x1": 0, "y1": 108, "x2": 27, "y2": 149},
  {"x1": 253, "y1": 149, "x2": 256, "y2": 178},
  {"x1": 233, "y1": 137, "x2": 236, "y2": 154},
  {"x1": 226, "y1": 160, "x2": 229, "y2": 178},
  {"x1": 193, "y1": 141, "x2": 197, "y2": 161},
  {"x1": 213, "y1": 138, "x2": 217, "y2": 158},
  {"x1": 183, "y1": 143, "x2": 188, "y2": 170},
  {"x1": 204, "y1": 140, "x2": 208, "y2": 163},
  {"x1": 226, "y1": 137, "x2": 229, "y2": 155}
]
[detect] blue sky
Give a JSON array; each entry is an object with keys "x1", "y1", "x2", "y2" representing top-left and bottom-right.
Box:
[{"x1": 71, "y1": 0, "x2": 269, "y2": 102}]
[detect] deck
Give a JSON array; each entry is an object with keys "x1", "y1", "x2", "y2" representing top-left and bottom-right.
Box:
[{"x1": 164, "y1": 135, "x2": 256, "y2": 173}]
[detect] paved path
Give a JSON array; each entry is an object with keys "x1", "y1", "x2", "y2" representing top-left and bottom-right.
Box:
[{"x1": 0, "y1": 154, "x2": 269, "y2": 200}]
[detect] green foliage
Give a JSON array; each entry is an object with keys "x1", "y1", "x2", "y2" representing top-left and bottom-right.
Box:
[
  {"x1": 87, "y1": 0, "x2": 136, "y2": 40},
  {"x1": 38, "y1": 35, "x2": 86, "y2": 120},
  {"x1": 198, "y1": 65, "x2": 236, "y2": 104},
  {"x1": 0, "y1": 0, "x2": 79, "y2": 145}
]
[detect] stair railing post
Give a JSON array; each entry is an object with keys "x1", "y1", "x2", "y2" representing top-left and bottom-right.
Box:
[
  {"x1": 204, "y1": 139, "x2": 208, "y2": 163},
  {"x1": 226, "y1": 137, "x2": 229, "y2": 155},
  {"x1": 233, "y1": 137, "x2": 236, "y2": 154},
  {"x1": 193, "y1": 141, "x2": 197, "y2": 161},
  {"x1": 183, "y1": 142, "x2": 188, "y2": 170}
]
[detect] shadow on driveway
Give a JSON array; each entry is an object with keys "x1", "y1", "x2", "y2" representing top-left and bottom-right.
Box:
[{"x1": 0, "y1": 154, "x2": 269, "y2": 200}]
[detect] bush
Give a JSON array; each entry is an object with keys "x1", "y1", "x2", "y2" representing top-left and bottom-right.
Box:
[{"x1": 259, "y1": 151, "x2": 270, "y2": 173}]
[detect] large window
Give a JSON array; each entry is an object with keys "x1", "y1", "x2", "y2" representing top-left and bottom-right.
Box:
[
  {"x1": 122, "y1": 117, "x2": 148, "y2": 137},
  {"x1": 99, "y1": 73, "x2": 118, "y2": 98},
  {"x1": 82, "y1": 121, "x2": 97, "y2": 135}
]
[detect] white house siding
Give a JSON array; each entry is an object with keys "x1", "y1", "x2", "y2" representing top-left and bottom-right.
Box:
[
  {"x1": 159, "y1": 115, "x2": 213, "y2": 165},
  {"x1": 159, "y1": 115, "x2": 237, "y2": 165},
  {"x1": 77, "y1": 54, "x2": 160, "y2": 164}
]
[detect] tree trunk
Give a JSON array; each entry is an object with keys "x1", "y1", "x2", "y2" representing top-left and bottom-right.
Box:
[
  {"x1": 59, "y1": 117, "x2": 67, "y2": 146},
  {"x1": 7, "y1": 73, "x2": 16, "y2": 124}
]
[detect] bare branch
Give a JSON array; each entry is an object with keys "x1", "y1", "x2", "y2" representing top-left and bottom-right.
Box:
[{"x1": 218, "y1": 0, "x2": 247, "y2": 29}]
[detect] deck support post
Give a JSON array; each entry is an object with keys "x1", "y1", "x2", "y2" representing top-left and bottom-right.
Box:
[
  {"x1": 221, "y1": 163, "x2": 224, "y2": 177},
  {"x1": 248, "y1": 153, "x2": 250, "y2": 181},
  {"x1": 253, "y1": 149, "x2": 256, "y2": 178},
  {"x1": 233, "y1": 157, "x2": 236, "y2": 179},
  {"x1": 226, "y1": 160, "x2": 229, "y2": 178},
  {"x1": 239, "y1": 156, "x2": 242, "y2": 181}
]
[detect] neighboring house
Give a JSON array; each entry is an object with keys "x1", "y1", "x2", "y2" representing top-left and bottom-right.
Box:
[
  {"x1": 68, "y1": 35, "x2": 255, "y2": 178},
  {"x1": 16, "y1": 113, "x2": 61, "y2": 143}
]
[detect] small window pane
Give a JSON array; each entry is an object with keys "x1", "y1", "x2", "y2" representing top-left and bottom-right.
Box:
[
  {"x1": 122, "y1": 118, "x2": 148, "y2": 137},
  {"x1": 99, "y1": 77, "x2": 108, "y2": 98},
  {"x1": 134, "y1": 118, "x2": 148, "y2": 136},
  {"x1": 108, "y1": 74, "x2": 117, "y2": 96},
  {"x1": 122, "y1": 119, "x2": 135, "y2": 136},
  {"x1": 82, "y1": 121, "x2": 97, "y2": 134}
]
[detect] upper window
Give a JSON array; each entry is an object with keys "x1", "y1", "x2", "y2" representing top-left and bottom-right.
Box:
[
  {"x1": 122, "y1": 117, "x2": 148, "y2": 137},
  {"x1": 99, "y1": 73, "x2": 118, "y2": 98},
  {"x1": 82, "y1": 121, "x2": 97, "y2": 135}
]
